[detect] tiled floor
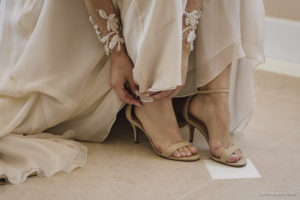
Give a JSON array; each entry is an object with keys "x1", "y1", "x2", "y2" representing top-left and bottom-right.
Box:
[{"x1": 0, "y1": 69, "x2": 299, "y2": 200}]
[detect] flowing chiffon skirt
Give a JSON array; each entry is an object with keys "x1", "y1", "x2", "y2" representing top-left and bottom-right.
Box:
[{"x1": 0, "y1": 0, "x2": 265, "y2": 184}]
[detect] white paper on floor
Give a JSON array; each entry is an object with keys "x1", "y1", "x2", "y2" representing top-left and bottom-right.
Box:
[{"x1": 204, "y1": 159, "x2": 261, "y2": 179}]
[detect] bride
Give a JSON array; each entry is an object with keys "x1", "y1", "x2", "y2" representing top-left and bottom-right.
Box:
[{"x1": 0, "y1": 0, "x2": 265, "y2": 184}]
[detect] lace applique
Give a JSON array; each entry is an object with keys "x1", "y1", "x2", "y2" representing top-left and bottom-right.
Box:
[
  {"x1": 183, "y1": 10, "x2": 201, "y2": 51},
  {"x1": 89, "y1": 9, "x2": 125, "y2": 55}
]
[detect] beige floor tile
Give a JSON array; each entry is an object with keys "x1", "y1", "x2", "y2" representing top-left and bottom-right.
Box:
[
  {"x1": 238, "y1": 93, "x2": 300, "y2": 158},
  {"x1": 255, "y1": 70, "x2": 300, "y2": 100}
]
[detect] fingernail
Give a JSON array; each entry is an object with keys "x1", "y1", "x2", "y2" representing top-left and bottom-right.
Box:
[
  {"x1": 134, "y1": 103, "x2": 142, "y2": 107},
  {"x1": 145, "y1": 94, "x2": 150, "y2": 97}
]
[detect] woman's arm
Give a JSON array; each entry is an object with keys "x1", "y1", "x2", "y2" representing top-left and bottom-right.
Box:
[
  {"x1": 182, "y1": 0, "x2": 202, "y2": 52},
  {"x1": 180, "y1": 0, "x2": 202, "y2": 84},
  {"x1": 83, "y1": 0, "x2": 141, "y2": 106},
  {"x1": 83, "y1": 0, "x2": 125, "y2": 56}
]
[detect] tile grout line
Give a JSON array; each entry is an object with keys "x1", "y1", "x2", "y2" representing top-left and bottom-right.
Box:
[{"x1": 175, "y1": 180, "x2": 214, "y2": 200}]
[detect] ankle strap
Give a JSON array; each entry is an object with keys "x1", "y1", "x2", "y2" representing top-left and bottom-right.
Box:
[{"x1": 196, "y1": 88, "x2": 229, "y2": 94}]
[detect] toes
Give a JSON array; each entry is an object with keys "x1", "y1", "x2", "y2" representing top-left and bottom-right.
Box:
[
  {"x1": 178, "y1": 148, "x2": 187, "y2": 157},
  {"x1": 188, "y1": 146, "x2": 198, "y2": 155},
  {"x1": 211, "y1": 145, "x2": 243, "y2": 163},
  {"x1": 236, "y1": 149, "x2": 243, "y2": 158},
  {"x1": 227, "y1": 153, "x2": 240, "y2": 163},
  {"x1": 232, "y1": 149, "x2": 243, "y2": 160},
  {"x1": 225, "y1": 146, "x2": 243, "y2": 163},
  {"x1": 173, "y1": 150, "x2": 181, "y2": 158},
  {"x1": 172, "y1": 146, "x2": 197, "y2": 158},
  {"x1": 182, "y1": 146, "x2": 192, "y2": 157}
]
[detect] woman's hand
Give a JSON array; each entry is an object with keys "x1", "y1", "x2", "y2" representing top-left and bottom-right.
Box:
[{"x1": 109, "y1": 50, "x2": 142, "y2": 106}]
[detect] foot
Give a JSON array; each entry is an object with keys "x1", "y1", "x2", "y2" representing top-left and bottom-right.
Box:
[
  {"x1": 189, "y1": 92, "x2": 243, "y2": 163},
  {"x1": 134, "y1": 98, "x2": 198, "y2": 158}
]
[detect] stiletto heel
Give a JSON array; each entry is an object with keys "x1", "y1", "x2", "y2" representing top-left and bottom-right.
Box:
[
  {"x1": 132, "y1": 124, "x2": 139, "y2": 144},
  {"x1": 125, "y1": 102, "x2": 139, "y2": 144},
  {"x1": 182, "y1": 88, "x2": 247, "y2": 167},
  {"x1": 188, "y1": 124, "x2": 195, "y2": 143},
  {"x1": 125, "y1": 104, "x2": 200, "y2": 161}
]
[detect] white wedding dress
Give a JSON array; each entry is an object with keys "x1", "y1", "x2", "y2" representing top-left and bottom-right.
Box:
[{"x1": 0, "y1": 0, "x2": 265, "y2": 184}]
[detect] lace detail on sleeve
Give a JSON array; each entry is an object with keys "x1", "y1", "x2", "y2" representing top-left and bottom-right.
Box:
[
  {"x1": 84, "y1": 0, "x2": 125, "y2": 56},
  {"x1": 182, "y1": 10, "x2": 201, "y2": 51},
  {"x1": 89, "y1": 10, "x2": 124, "y2": 55}
]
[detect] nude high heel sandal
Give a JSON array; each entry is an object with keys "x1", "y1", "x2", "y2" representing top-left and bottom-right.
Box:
[
  {"x1": 182, "y1": 88, "x2": 247, "y2": 167},
  {"x1": 125, "y1": 104, "x2": 200, "y2": 161}
]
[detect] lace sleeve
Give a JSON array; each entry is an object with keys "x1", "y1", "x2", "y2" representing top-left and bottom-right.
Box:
[
  {"x1": 182, "y1": 0, "x2": 202, "y2": 52},
  {"x1": 83, "y1": 0, "x2": 125, "y2": 56},
  {"x1": 180, "y1": 0, "x2": 202, "y2": 84}
]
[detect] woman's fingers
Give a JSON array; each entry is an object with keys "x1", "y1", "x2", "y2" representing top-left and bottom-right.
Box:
[
  {"x1": 122, "y1": 89, "x2": 141, "y2": 106},
  {"x1": 126, "y1": 75, "x2": 142, "y2": 104},
  {"x1": 127, "y1": 74, "x2": 139, "y2": 96},
  {"x1": 146, "y1": 86, "x2": 183, "y2": 100},
  {"x1": 145, "y1": 91, "x2": 159, "y2": 96},
  {"x1": 150, "y1": 90, "x2": 173, "y2": 99},
  {"x1": 167, "y1": 89, "x2": 179, "y2": 99},
  {"x1": 167, "y1": 86, "x2": 183, "y2": 99},
  {"x1": 113, "y1": 82, "x2": 141, "y2": 106},
  {"x1": 167, "y1": 90, "x2": 177, "y2": 99},
  {"x1": 142, "y1": 85, "x2": 183, "y2": 100}
]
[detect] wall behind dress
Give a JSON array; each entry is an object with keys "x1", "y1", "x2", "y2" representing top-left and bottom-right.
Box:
[
  {"x1": 260, "y1": 0, "x2": 300, "y2": 77},
  {"x1": 264, "y1": 0, "x2": 300, "y2": 22},
  {"x1": 263, "y1": 0, "x2": 300, "y2": 66}
]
